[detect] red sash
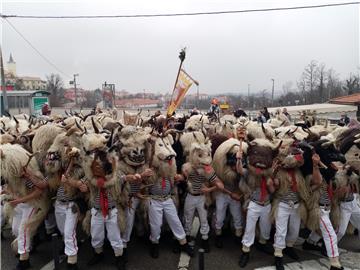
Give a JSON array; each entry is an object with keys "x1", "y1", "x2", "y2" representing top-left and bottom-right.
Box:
[
  {"x1": 288, "y1": 169, "x2": 298, "y2": 192},
  {"x1": 260, "y1": 176, "x2": 268, "y2": 202},
  {"x1": 97, "y1": 177, "x2": 109, "y2": 218}
]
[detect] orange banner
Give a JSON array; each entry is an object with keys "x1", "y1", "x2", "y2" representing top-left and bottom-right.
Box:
[{"x1": 167, "y1": 69, "x2": 195, "y2": 116}]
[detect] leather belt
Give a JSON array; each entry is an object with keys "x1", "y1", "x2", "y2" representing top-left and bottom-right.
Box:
[
  {"x1": 252, "y1": 200, "x2": 270, "y2": 206},
  {"x1": 94, "y1": 206, "x2": 116, "y2": 210},
  {"x1": 341, "y1": 198, "x2": 354, "y2": 203},
  {"x1": 58, "y1": 200, "x2": 73, "y2": 204},
  {"x1": 151, "y1": 195, "x2": 171, "y2": 201},
  {"x1": 188, "y1": 192, "x2": 202, "y2": 196}
]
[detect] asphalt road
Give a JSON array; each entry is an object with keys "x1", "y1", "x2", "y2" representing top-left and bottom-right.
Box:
[{"x1": 1, "y1": 223, "x2": 360, "y2": 270}]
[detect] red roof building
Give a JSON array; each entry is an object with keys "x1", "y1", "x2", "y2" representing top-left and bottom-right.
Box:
[{"x1": 330, "y1": 93, "x2": 360, "y2": 120}]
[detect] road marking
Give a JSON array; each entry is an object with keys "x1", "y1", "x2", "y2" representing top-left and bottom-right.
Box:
[
  {"x1": 39, "y1": 255, "x2": 66, "y2": 270},
  {"x1": 177, "y1": 217, "x2": 200, "y2": 270}
]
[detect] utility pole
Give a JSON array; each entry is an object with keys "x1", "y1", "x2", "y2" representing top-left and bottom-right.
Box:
[
  {"x1": 196, "y1": 84, "x2": 199, "y2": 109},
  {"x1": 0, "y1": 45, "x2": 9, "y2": 115},
  {"x1": 73, "y1": 73, "x2": 79, "y2": 106},
  {"x1": 271, "y1": 78, "x2": 275, "y2": 107},
  {"x1": 247, "y1": 84, "x2": 250, "y2": 109}
]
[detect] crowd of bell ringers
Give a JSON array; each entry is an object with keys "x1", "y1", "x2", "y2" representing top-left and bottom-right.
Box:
[{"x1": 0, "y1": 107, "x2": 359, "y2": 270}]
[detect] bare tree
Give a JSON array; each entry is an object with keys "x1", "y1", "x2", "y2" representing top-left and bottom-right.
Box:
[
  {"x1": 282, "y1": 81, "x2": 293, "y2": 94},
  {"x1": 317, "y1": 63, "x2": 327, "y2": 102},
  {"x1": 300, "y1": 60, "x2": 319, "y2": 103},
  {"x1": 46, "y1": 73, "x2": 64, "y2": 106}
]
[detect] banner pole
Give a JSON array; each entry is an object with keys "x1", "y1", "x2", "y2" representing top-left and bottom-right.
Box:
[{"x1": 168, "y1": 48, "x2": 186, "y2": 117}]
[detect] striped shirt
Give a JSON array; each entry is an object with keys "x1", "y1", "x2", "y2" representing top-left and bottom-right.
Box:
[
  {"x1": 56, "y1": 178, "x2": 86, "y2": 202},
  {"x1": 93, "y1": 175, "x2": 125, "y2": 209},
  {"x1": 93, "y1": 190, "x2": 116, "y2": 209},
  {"x1": 150, "y1": 178, "x2": 173, "y2": 196},
  {"x1": 280, "y1": 187, "x2": 299, "y2": 204},
  {"x1": 251, "y1": 188, "x2": 271, "y2": 203},
  {"x1": 187, "y1": 170, "x2": 216, "y2": 194},
  {"x1": 129, "y1": 182, "x2": 141, "y2": 195},
  {"x1": 24, "y1": 176, "x2": 48, "y2": 190},
  {"x1": 319, "y1": 183, "x2": 331, "y2": 206}
]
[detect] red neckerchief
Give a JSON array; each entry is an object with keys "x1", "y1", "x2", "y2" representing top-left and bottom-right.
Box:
[
  {"x1": 287, "y1": 169, "x2": 298, "y2": 192},
  {"x1": 97, "y1": 177, "x2": 108, "y2": 218},
  {"x1": 260, "y1": 176, "x2": 268, "y2": 202}
]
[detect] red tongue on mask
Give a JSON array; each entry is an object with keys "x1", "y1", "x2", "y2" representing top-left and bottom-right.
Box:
[
  {"x1": 168, "y1": 158, "x2": 173, "y2": 165},
  {"x1": 204, "y1": 165, "x2": 212, "y2": 173},
  {"x1": 294, "y1": 154, "x2": 303, "y2": 162}
]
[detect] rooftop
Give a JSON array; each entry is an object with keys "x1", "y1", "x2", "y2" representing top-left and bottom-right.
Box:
[{"x1": 329, "y1": 93, "x2": 360, "y2": 105}]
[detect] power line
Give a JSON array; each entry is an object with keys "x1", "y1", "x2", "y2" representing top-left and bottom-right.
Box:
[
  {"x1": 2, "y1": 18, "x2": 71, "y2": 78},
  {"x1": 0, "y1": 1, "x2": 359, "y2": 19}
]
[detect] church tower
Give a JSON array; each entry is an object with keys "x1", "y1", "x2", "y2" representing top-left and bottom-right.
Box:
[{"x1": 7, "y1": 53, "x2": 16, "y2": 76}]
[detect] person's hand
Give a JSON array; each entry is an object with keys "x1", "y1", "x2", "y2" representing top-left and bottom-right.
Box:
[
  {"x1": 230, "y1": 192, "x2": 241, "y2": 201},
  {"x1": 200, "y1": 186, "x2": 212, "y2": 194},
  {"x1": 312, "y1": 154, "x2": 320, "y2": 166},
  {"x1": 61, "y1": 174, "x2": 69, "y2": 183},
  {"x1": 22, "y1": 168, "x2": 32, "y2": 178},
  {"x1": 79, "y1": 183, "x2": 88, "y2": 192},
  {"x1": 174, "y1": 174, "x2": 184, "y2": 182},
  {"x1": 9, "y1": 198, "x2": 22, "y2": 207},
  {"x1": 141, "y1": 168, "x2": 154, "y2": 179}
]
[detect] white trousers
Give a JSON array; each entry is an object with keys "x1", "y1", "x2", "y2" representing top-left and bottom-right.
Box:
[
  {"x1": 184, "y1": 194, "x2": 209, "y2": 238},
  {"x1": 215, "y1": 192, "x2": 243, "y2": 231},
  {"x1": 54, "y1": 201, "x2": 78, "y2": 256},
  {"x1": 242, "y1": 201, "x2": 271, "y2": 248},
  {"x1": 318, "y1": 207, "x2": 339, "y2": 258},
  {"x1": 148, "y1": 198, "x2": 186, "y2": 243},
  {"x1": 90, "y1": 208, "x2": 123, "y2": 253},
  {"x1": 337, "y1": 197, "x2": 360, "y2": 242},
  {"x1": 12, "y1": 203, "x2": 36, "y2": 254},
  {"x1": 274, "y1": 202, "x2": 301, "y2": 249},
  {"x1": 44, "y1": 211, "x2": 57, "y2": 234},
  {"x1": 122, "y1": 197, "x2": 141, "y2": 245}
]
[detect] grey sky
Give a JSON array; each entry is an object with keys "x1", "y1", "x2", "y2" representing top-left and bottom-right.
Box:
[{"x1": 1, "y1": 0, "x2": 359, "y2": 96}]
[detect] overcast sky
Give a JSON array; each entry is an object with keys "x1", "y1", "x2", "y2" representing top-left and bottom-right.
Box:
[{"x1": 1, "y1": 0, "x2": 359, "y2": 95}]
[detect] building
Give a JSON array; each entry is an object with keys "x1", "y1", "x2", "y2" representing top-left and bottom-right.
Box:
[
  {"x1": 19, "y1": 76, "x2": 47, "y2": 90},
  {"x1": 7, "y1": 53, "x2": 16, "y2": 76},
  {"x1": 4, "y1": 53, "x2": 46, "y2": 90},
  {"x1": 115, "y1": 98, "x2": 161, "y2": 108}
]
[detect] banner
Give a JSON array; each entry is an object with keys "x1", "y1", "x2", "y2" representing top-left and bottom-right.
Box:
[{"x1": 167, "y1": 69, "x2": 195, "y2": 116}]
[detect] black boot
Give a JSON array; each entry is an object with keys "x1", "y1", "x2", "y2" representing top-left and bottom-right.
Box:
[
  {"x1": 15, "y1": 259, "x2": 31, "y2": 270},
  {"x1": 283, "y1": 247, "x2": 299, "y2": 260},
  {"x1": 201, "y1": 239, "x2": 210, "y2": 253},
  {"x1": 238, "y1": 252, "x2": 250, "y2": 268},
  {"x1": 329, "y1": 266, "x2": 344, "y2": 270},
  {"x1": 254, "y1": 241, "x2": 274, "y2": 255},
  {"x1": 274, "y1": 256, "x2": 285, "y2": 270},
  {"x1": 302, "y1": 240, "x2": 321, "y2": 251},
  {"x1": 87, "y1": 252, "x2": 104, "y2": 266},
  {"x1": 172, "y1": 239, "x2": 180, "y2": 253},
  {"x1": 115, "y1": 256, "x2": 126, "y2": 270},
  {"x1": 180, "y1": 243, "x2": 194, "y2": 257},
  {"x1": 123, "y1": 248, "x2": 128, "y2": 263},
  {"x1": 215, "y1": 235, "x2": 223, "y2": 248},
  {"x1": 150, "y1": 243, "x2": 159, "y2": 259},
  {"x1": 66, "y1": 263, "x2": 79, "y2": 270}
]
